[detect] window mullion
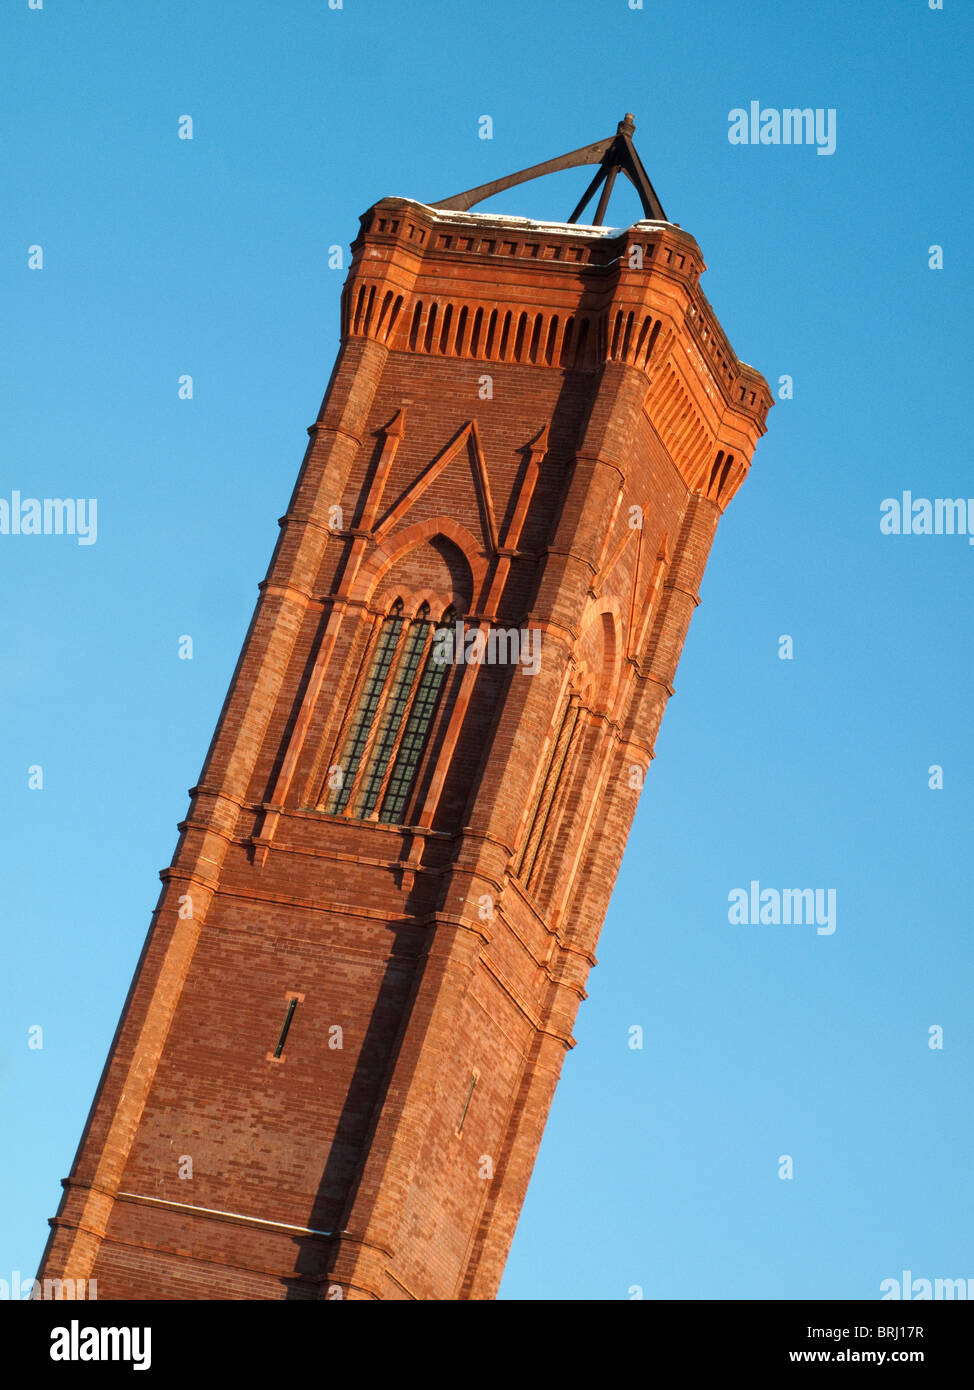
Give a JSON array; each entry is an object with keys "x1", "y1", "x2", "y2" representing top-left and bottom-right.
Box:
[
  {"x1": 365, "y1": 623, "x2": 436, "y2": 820},
  {"x1": 379, "y1": 639, "x2": 451, "y2": 824},
  {"x1": 317, "y1": 610, "x2": 383, "y2": 807}
]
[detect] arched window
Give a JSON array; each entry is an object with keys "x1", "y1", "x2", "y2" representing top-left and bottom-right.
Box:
[{"x1": 323, "y1": 600, "x2": 455, "y2": 824}]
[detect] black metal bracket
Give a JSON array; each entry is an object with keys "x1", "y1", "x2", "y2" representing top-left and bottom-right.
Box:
[{"x1": 430, "y1": 114, "x2": 667, "y2": 226}]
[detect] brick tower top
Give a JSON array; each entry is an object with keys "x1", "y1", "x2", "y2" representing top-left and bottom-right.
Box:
[{"x1": 344, "y1": 193, "x2": 771, "y2": 510}]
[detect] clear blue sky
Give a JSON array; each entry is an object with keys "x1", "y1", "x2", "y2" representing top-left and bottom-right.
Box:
[{"x1": 2, "y1": 0, "x2": 971, "y2": 1300}]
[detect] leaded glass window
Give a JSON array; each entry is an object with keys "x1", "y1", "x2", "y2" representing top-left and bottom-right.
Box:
[{"x1": 323, "y1": 600, "x2": 455, "y2": 825}]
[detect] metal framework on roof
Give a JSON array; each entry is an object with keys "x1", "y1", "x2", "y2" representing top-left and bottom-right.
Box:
[{"x1": 430, "y1": 114, "x2": 667, "y2": 227}]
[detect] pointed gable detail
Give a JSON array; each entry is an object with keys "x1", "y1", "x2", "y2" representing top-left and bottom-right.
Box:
[{"x1": 374, "y1": 419, "x2": 499, "y2": 553}]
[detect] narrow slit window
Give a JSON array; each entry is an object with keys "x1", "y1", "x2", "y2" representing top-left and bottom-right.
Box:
[
  {"x1": 274, "y1": 998, "x2": 299, "y2": 1059},
  {"x1": 457, "y1": 1072, "x2": 477, "y2": 1134}
]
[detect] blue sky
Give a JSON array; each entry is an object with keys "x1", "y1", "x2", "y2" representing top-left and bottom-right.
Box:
[{"x1": 2, "y1": 0, "x2": 971, "y2": 1300}]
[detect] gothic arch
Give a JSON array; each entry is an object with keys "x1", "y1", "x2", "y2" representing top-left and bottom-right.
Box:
[
  {"x1": 350, "y1": 516, "x2": 484, "y2": 610},
  {"x1": 572, "y1": 596, "x2": 625, "y2": 721}
]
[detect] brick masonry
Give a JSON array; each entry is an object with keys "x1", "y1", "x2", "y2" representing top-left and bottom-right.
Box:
[{"x1": 37, "y1": 198, "x2": 771, "y2": 1301}]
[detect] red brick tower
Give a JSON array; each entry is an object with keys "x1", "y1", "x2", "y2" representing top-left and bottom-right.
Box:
[{"x1": 38, "y1": 119, "x2": 771, "y2": 1300}]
